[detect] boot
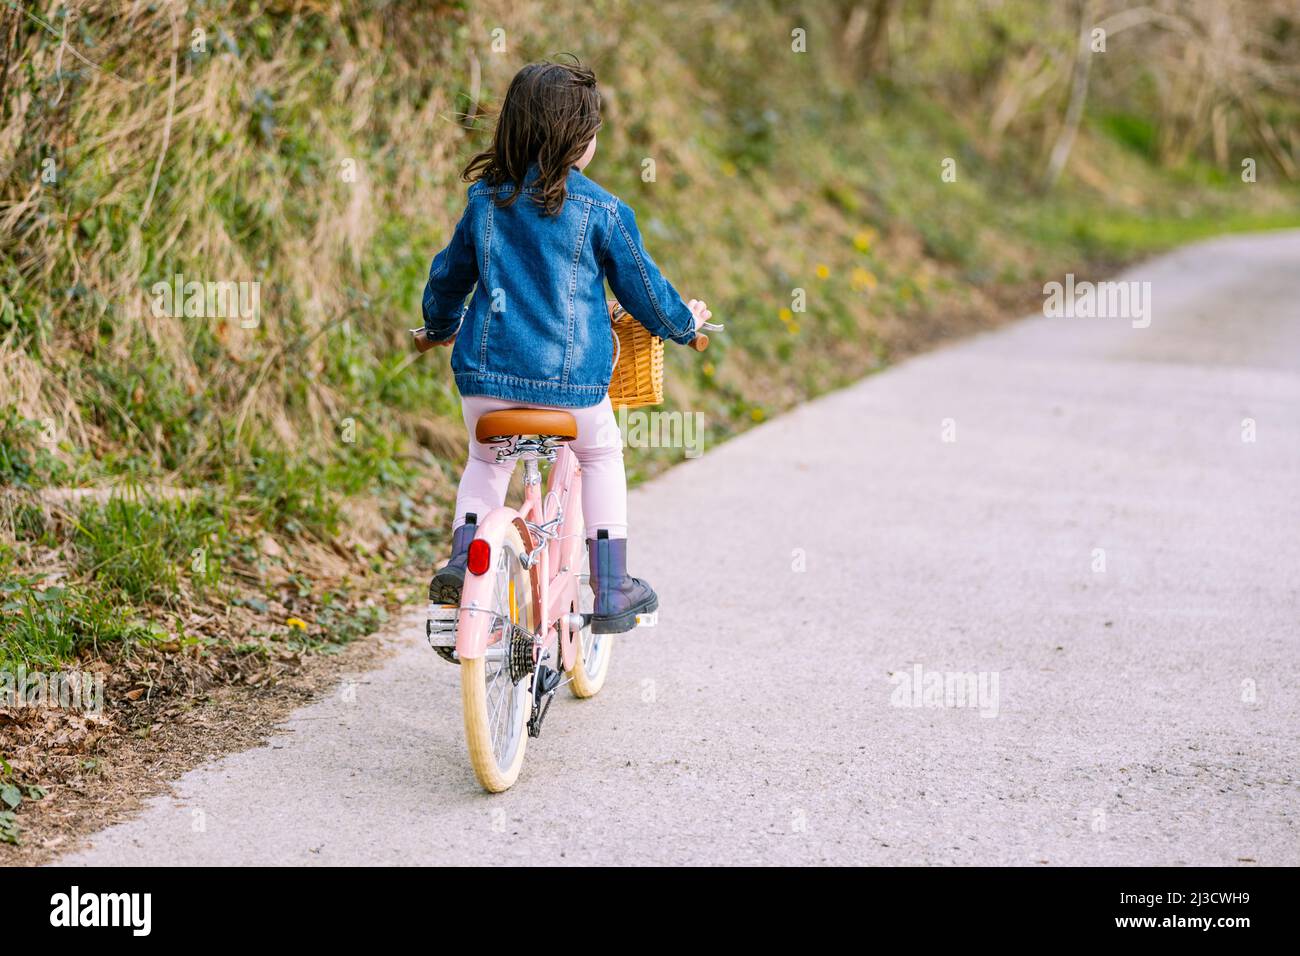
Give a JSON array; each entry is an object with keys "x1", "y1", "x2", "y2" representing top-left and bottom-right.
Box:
[
  {"x1": 588, "y1": 530, "x2": 658, "y2": 634},
  {"x1": 428, "y1": 514, "x2": 477, "y2": 605}
]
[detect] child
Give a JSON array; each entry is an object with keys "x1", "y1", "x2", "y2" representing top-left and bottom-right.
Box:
[{"x1": 416, "y1": 58, "x2": 710, "y2": 634}]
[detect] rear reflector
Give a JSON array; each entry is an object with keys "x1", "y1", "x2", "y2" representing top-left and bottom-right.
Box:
[{"x1": 466, "y1": 539, "x2": 491, "y2": 576}]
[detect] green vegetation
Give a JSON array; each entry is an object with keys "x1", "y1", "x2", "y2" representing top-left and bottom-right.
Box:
[
  {"x1": 72, "y1": 498, "x2": 227, "y2": 604},
  {"x1": 1, "y1": 756, "x2": 47, "y2": 845},
  {"x1": 0, "y1": 580, "x2": 155, "y2": 672},
  {"x1": 1, "y1": 0, "x2": 1297, "y2": 675}
]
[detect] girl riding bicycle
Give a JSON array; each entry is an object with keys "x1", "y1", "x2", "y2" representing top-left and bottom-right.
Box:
[{"x1": 416, "y1": 57, "x2": 711, "y2": 634}]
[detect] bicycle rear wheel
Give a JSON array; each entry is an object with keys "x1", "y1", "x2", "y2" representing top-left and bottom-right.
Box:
[{"x1": 460, "y1": 524, "x2": 533, "y2": 792}]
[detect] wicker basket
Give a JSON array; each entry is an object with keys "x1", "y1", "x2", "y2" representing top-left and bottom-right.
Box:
[{"x1": 606, "y1": 301, "x2": 663, "y2": 408}]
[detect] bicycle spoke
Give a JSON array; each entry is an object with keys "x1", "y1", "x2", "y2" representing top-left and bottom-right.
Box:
[
  {"x1": 489, "y1": 670, "x2": 509, "y2": 739},
  {"x1": 491, "y1": 613, "x2": 513, "y2": 754},
  {"x1": 496, "y1": 687, "x2": 513, "y2": 756},
  {"x1": 491, "y1": 694, "x2": 504, "y2": 754},
  {"x1": 487, "y1": 642, "x2": 508, "y2": 689},
  {"x1": 492, "y1": 673, "x2": 515, "y2": 757}
]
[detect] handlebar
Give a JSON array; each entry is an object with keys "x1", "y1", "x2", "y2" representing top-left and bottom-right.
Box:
[
  {"x1": 608, "y1": 300, "x2": 713, "y2": 352},
  {"x1": 411, "y1": 328, "x2": 454, "y2": 353},
  {"x1": 414, "y1": 310, "x2": 715, "y2": 355}
]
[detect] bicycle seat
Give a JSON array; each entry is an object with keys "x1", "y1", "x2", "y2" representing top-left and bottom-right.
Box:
[{"x1": 475, "y1": 408, "x2": 578, "y2": 442}]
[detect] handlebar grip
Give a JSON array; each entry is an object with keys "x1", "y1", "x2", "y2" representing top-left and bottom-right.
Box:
[{"x1": 689, "y1": 333, "x2": 709, "y2": 352}]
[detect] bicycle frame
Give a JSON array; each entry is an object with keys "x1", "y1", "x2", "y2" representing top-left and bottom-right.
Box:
[{"x1": 454, "y1": 442, "x2": 586, "y2": 671}]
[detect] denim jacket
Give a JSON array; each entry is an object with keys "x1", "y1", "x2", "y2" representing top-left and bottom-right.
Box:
[{"x1": 421, "y1": 165, "x2": 698, "y2": 408}]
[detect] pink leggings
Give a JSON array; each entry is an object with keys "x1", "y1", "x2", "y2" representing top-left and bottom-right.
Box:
[{"x1": 453, "y1": 395, "x2": 627, "y2": 538}]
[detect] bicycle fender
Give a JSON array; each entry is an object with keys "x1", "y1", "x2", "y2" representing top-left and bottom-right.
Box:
[{"x1": 455, "y1": 508, "x2": 536, "y2": 661}]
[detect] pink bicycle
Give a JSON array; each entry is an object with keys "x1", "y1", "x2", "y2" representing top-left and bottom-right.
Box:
[{"x1": 425, "y1": 338, "x2": 709, "y2": 792}]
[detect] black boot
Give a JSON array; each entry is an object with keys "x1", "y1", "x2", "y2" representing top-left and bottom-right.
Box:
[
  {"x1": 588, "y1": 530, "x2": 658, "y2": 634},
  {"x1": 428, "y1": 514, "x2": 477, "y2": 605}
]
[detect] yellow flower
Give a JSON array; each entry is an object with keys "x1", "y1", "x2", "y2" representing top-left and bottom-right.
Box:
[
  {"x1": 786, "y1": 323, "x2": 800, "y2": 334},
  {"x1": 702, "y1": 361, "x2": 715, "y2": 377},
  {"x1": 778, "y1": 307, "x2": 793, "y2": 323},
  {"x1": 814, "y1": 264, "x2": 830, "y2": 280},
  {"x1": 850, "y1": 267, "x2": 878, "y2": 292},
  {"x1": 286, "y1": 617, "x2": 308, "y2": 632},
  {"x1": 750, "y1": 408, "x2": 765, "y2": 422},
  {"x1": 720, "y1": 160, "x2": 739, "y2": 177},
  {"x1": 853, "y1": 229, "x2": 876, "y2": 253}
]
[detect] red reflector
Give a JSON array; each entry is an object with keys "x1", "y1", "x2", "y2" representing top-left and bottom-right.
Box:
[{"x1": 466, "y1": 539, "x2": 491, "y2": 576}]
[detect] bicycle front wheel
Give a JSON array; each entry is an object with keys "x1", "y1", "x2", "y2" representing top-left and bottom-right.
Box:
[
  {"x1": 567, "y1": 568, "x2": 613, "y2": 698},
  {"x1": 460, "y1": 524, "x2": 533, "y2": 792}
]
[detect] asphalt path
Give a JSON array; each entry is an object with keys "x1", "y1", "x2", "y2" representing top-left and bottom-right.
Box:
[{"x1": 60, "y1": 231, "x2": 1300, "y2": 865}]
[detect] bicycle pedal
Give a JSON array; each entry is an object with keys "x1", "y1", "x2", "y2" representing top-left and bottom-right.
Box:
[
  {"x1": 426, "y1": 603, "x2": 458, "y2": 649},
  {"x1": 635, "y1": 611, "x2": 658, "y2": 628}
]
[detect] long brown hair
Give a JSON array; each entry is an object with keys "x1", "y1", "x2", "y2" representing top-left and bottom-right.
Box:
[{"x1": 462, "y1": 57, "x2": 602, "y2": 216}]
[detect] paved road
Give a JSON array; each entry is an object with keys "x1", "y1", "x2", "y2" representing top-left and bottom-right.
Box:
[{"x1": 62, "y1": 231, "x2": 1300, "y2": 865}]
